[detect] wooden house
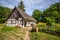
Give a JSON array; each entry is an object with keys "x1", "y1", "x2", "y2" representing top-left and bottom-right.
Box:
[{"x1": 5, "y1": 7, "x2": 36, "y2": 27}]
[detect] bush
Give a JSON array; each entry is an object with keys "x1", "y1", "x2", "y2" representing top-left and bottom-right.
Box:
[
  {"x1": 45, "y1": 17, "x2": 55, "y2": 26},
  {"x1": 51, "y1": 23, "x2": 60, "y2": 31},
  {"x1": 37, "y1": 22, "x2": 47, "y2": 32},
  {"x1": 37, "y1": 22, "x2": 47, "y2": 27},
  {"x1": 37, "y1": 22, "x2": 60, "y2": 36},
  {"x1": 50, "y1": 23, "x2": 60, "y2": 35},
  {"x1": 0, "y1": 18, "x2": 5, "y2": 23}
]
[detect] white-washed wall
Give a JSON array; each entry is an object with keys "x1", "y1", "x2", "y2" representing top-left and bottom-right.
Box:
[
  {"x1": 6, "y1": 18, "x2": 23, "y2": 27},
  {"x1": 6, "y1": 18, "x2": 36, "y2": 27},
  {"x1": 26, "y1": 22, "x2": 36, "y2": 26},
  {"x1": 7, "y1": 24, "x2": 16, "y2": 26},
  {"x1": 26, "y1": 22, "x2": 31, "y2": 26},
  {"x1": 31, "y1": 22, "x2": 36, "y2": 25},
  {"x1": 6, "y1": 19, "x2": 15, "y2": 26}
]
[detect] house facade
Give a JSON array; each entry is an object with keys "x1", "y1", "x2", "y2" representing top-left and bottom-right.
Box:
[{"x1": 5, "y1": 7, "x2": 36, "y2": 27}]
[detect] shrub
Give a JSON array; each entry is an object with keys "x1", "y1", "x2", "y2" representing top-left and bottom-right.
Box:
[
  {"x1": 52, "y1": 23, "x2": 60, "y2": 27},
  {"x1": 45, "y1": 17, "x2": 55, "y2": 26},
  {"x1": 37, "y1": 22, "x2": 47, "y2": 32},
  {"x1": 37, "y1": 22, "x2": 60, "y2": 36},
  {"x1": 50, "y1": 23, "x2": 60, "y2": 35},
  {"x1": 37, "y1": 22, "x2": 46, "y2": 27}
]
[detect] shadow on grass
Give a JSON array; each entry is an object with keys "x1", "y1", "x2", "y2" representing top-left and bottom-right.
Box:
[
  {"x1": 39, "y1": 31, "x2": 60, "y2": 37},
  {"x1": 30, "y1": 30, "x2": 36, "y2": 32},
  {"x1": 30, "y1": 29, "x2": 60, "y2": 37}
]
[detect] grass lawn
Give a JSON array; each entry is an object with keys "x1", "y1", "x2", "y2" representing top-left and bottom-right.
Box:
[
  {"x1": 30, "y1": 32, "x2": 60, "y2": 40},
  {"x1": 0, "y1": 24, "x2": 26, "y2": 40}
]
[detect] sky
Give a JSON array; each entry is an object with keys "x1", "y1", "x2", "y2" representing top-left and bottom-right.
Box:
[{"x1": 0, "y1": 0, "x2": 60, "y2": 16}]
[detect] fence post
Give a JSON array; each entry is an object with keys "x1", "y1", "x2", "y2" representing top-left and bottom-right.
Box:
[{"x1": 36, "y1": 26, "x2": 38, "y2": 32}]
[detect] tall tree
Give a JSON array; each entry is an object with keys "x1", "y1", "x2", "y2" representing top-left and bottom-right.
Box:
[
  {"x1": 43, "y1": 2, "x2": 60, "y2": 23},
  {"x1": 18, "y1": 1, "x2": 25, "y2": 11},
  {"x1": 32, "y1": 10, "x2": 42, "y2": 22},
  {"x1": 0, "y1": 6, "x2": 11, "y2": 23}
]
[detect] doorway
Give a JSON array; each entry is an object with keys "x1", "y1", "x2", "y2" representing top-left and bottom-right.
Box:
[{"x1": 25, "y1": 21, "x2": 26, "y2": 27}]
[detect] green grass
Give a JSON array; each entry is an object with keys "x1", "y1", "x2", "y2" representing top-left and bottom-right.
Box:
[
  {"x1": 30, "y1": 32, "x2": 60, "y2": 40},
  {"x1": 1, "y1": 26, "x2": 17, "y2": 32},
  {"x1": 0, "y1": 24, "x2": 26, "y2": 40}
]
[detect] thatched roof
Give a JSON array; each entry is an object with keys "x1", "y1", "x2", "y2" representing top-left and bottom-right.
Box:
[{"x1": 6, "y1": 7, "x2": 36, "y2": 22}]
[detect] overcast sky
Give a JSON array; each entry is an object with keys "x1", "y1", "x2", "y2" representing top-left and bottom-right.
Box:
[{"x1": 0, "y1": 0, "x2": 60, "y2": 16}]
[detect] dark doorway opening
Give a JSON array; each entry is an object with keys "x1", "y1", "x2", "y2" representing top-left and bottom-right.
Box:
[{"x1": 25, "y1": 21, "x2": 26, "y2": 27}]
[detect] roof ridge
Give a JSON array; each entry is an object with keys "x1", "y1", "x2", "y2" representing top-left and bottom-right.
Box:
[
  {"x1": 16, "y1": 7, "x2": 36, "y2": 22},
  {"x1": 6, "y1": 7, "x2": 36, "y2": 22}
]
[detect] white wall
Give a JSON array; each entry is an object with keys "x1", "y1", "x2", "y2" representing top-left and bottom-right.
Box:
[
  {"x1": 26, "y1": 22, "x2": 36, "y2": 27},
  {"x1": 26, "y1": 22, "x2": 31, "y2": 26},
  {"x1": 6, "y1": 18, "x2": 36, "y2": 27},
  {"x1": 6, "y1": 18, "x2": 23, "y2": 27},
  {"x1": 31, "y1": 22, "x2": 36, "y2": 25}
]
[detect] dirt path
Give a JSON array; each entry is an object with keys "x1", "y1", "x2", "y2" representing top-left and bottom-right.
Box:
[
  {"x1": 24, "y1": 31, "x2": 30, "y2": 40},
  {"x1": 24, "y1": 27, "x2": 32, "y2": 40}
]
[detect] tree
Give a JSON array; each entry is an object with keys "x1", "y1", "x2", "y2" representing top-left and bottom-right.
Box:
[
  {"x1": 0, "y1": 6, "x2": 11, "y2": 23},
  {"x1": 18, "y1": 1, "x2": 25, "y2": 11},
  {"x1": 45, "y1": 17, "x2": 55, "y2": 32},
  {"x1": 43, "y1": 2, "x2": 60, "y2": 23},
  {"x1": 32, "y1": 10, "x2": 42, "y2": 22},
  {"x1": 45, "y1": 17, "x2": 55, "y2": 26}
]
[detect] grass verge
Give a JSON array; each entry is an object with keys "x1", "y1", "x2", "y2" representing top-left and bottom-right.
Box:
[{"x1": 30, "y1": 32, "x2": 60, "y2": 40}]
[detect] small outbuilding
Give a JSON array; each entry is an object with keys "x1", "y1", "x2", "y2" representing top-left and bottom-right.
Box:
[{"x1": 5, "y1": 7, "x2": 36, "y2": 27}]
